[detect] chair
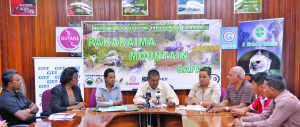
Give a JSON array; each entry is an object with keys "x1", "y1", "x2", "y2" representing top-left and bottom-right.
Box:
[
  {"x1": 220, "y1": 87, "x2": 226, "y2": 102},
  {"x1": 41, "y1": 89, "x2": 52, "y2": 112},
  {"x1": 0, "y1": 115, "x2": 2, "y2": 121},
  {"x1": 89, "y1": 89, "x2": 97, "y2": 107}
]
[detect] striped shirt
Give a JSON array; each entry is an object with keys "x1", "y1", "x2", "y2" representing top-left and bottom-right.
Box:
[
  {"x1": 95, "y1": 83, "x2": 123, "y2": 107},
  {"x1": 223, "y1": 79, "x2": 256, "y2": 106}
]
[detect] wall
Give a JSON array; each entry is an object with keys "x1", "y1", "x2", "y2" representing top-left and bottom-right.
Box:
[{"x1": 0, "y1": 0, "x2": 299, "y2": 106}]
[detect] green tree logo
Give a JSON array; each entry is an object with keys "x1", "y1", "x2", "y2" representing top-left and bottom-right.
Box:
[{"x1": 255, "y1": 26, "x2": 265, "y2": 37}]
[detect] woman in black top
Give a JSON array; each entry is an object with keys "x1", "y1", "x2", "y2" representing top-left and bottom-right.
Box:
[{"x1": 41, "y1": 67, "x2": 85, "y2": 116}]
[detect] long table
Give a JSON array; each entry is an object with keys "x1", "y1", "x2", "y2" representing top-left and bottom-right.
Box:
[{"x1": 29, "y1": 105, "x2": 236, "y2": 127}]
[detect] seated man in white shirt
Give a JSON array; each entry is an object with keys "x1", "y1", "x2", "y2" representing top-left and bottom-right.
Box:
[{"x1": 133, "y1": 70, "x2": 179, "y2": 108}]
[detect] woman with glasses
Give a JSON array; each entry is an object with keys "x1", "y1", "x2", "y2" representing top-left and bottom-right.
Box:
[
  {"x1": 41, "y1": 67, "x2": 85, "y2": 116},
  {"x1": 96, "y1": 68, "x2": 123, "y2": 107},
  {"x1": 185, "y1": 67, "x2": 221, "y2": 107}
]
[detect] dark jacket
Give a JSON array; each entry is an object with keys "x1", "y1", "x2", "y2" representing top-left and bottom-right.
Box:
[{"x1": 41, "y1": 84, "x2": 83, "y2": 116}]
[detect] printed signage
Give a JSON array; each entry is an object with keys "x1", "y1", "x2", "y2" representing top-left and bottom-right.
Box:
[
  {"x1": 220, "y1": 27, "x2": 238, "y2": 49},
  {"x1": 237, "y1": 18, "x2": 284, "y2": 76},
  {"x1": 10, "y1": 0, "x2": 37, "y2": 16},
  {"x1": 34, "y1": 57, "x2": 84, "y2": 117},
  {"x1": 234, "y1": 0, "x2": 262, "y2": 13},
  {"x1": 56, "y1": 27, "x2": 82, "y2": 53}
]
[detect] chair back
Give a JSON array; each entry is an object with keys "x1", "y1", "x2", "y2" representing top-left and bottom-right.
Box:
[
  {"x1": 0, "y1": 87, "x2": 2, "y2": 120},
  {"x1": 42, "y1": 89, "x2": 52, "y2": 112},
  {"x1": 220, "y1": 87, "x2": 226, "y2": 102},
  {"x1": 89, "y1": 89, "x2": 97, "y2": 107}
]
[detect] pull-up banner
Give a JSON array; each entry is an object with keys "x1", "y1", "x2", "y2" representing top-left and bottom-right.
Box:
[
  {"x1": 34, "y1": 57, "x2": 84, "y2": 116},
  {"x1": 237, "y1": 18, "x2": 284, "y2": 76},
  {"x1": 82, "y1": 19, "x2": 222, "y2": 90}
]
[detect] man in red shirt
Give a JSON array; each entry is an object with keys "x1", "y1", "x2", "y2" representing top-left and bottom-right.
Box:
[
  {"x1": 231, "y1": 72, "x2": 272, "y2": 116},
  {"x1": 232, "y1": 75, "x2": 300, "y2": 127}
]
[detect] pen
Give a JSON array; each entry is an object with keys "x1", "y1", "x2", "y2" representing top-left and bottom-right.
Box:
[{"x1": 76, "y1": 102, "x2": 87, "y2": 105}]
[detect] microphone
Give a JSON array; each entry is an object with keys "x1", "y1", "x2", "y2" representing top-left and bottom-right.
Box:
[
  {"x1": 144, "y1": 91, "x2": 151, "y2": 107},
  {"x1": 155, "y1": 91, "x2": 161, "y2": 105}
]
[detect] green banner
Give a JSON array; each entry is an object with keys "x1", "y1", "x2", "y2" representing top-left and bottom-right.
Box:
[
  {"x1": 234, "y1": 0, "x2": 261, "y2": 13},
  {"x1": 82, "y1": 19, "x2": 221, "y2": 90}
]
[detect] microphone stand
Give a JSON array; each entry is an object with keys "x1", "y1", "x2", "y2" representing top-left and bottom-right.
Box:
[{"x1": 138, "y1": 105, "x2": 144, "y2": 127}]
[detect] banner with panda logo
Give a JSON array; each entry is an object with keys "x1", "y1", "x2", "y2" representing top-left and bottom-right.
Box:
[{"x1": 237, "y1": 18, "x2": 284, "y2": 77}]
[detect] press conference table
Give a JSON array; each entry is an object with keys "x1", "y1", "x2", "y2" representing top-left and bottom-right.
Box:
[{"x1": 29, "y1": 105, "x2": 235, "y2": 127}]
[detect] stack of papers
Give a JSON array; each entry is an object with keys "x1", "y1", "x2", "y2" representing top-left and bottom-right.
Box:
[
  {"x1": 177, "y1": 105, "x2": 207, "y2": 111},
  {"x1": 48, "y1": 113, "x2": 76, "y2": 120}
]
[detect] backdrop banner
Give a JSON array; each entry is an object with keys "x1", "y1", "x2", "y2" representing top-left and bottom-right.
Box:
[
  {"x1": 237, "y1": 18, "x2": 284, "y2": 77},
  {"x1": 34, "y1": 57, "x2": 84, "y2": 116},
  {"x1": 82, "y1": 19, "x2": 222, "y2": 90}
]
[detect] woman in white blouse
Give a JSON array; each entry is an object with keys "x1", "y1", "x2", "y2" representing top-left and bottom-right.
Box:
[{"x1": 185, "y1": 67, "x2": 221, "y2": 107}]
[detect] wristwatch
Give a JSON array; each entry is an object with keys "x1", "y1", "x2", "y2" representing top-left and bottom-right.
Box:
[
  {"x1": 242, "y1": 122, "x2": 245, "y2": 127},
  {"x1": 225, "y1": 106, "x2": 229, "y2": 112},
  {"x1": 26, "y1": 109, "x2": 31, "y2": 113}
]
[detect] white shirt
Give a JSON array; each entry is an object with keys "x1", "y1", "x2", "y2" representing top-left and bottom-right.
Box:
[{"x1": 133, "y1": 81, "x2": 179, "y2": 105}]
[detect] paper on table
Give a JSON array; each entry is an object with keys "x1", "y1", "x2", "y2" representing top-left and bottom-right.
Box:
[
  {"x1": 149, "y1": 100, "x2": 167, "y2": 107},
  {"x1": 93, "y1": 105, "x2": 128, "y2": 112},
  {"x1": 177, "y1": 105, "x2": 207, "y2": 111},
  {"x1": 48, "y1": 113, "x2": 76, "y2": 120}
]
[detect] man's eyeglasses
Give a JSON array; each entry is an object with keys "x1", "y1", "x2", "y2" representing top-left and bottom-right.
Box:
[
  {"x1": 150, "y1": 80, "x2": 159, "y2": 83},
  {"x1": 11, "y1": 78, "x2": 21, "y2": 83}
]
